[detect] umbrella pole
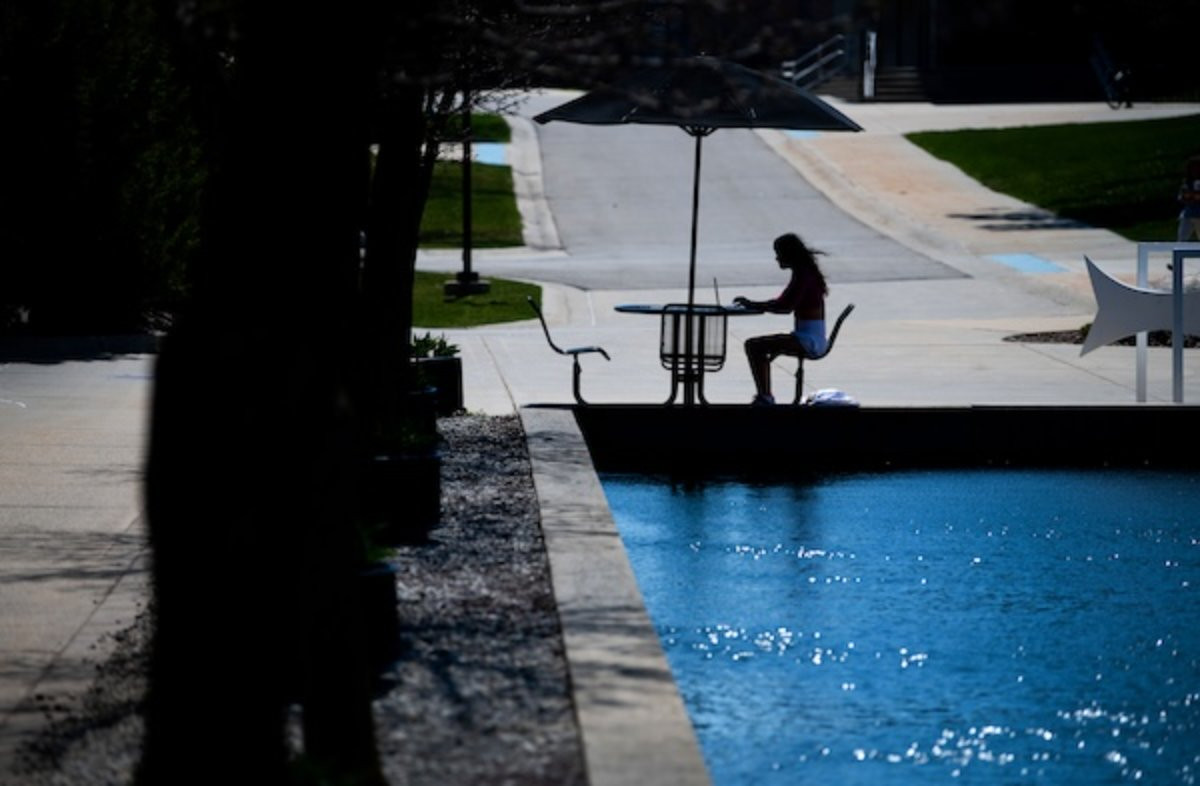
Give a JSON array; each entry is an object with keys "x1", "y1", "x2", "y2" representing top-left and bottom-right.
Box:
[
  {"x1": 687, "y1": 132, "x2": 702, "y2": 314},
  {"x1": 684, "y1": 130, "x2": 709, "y2": 406}
]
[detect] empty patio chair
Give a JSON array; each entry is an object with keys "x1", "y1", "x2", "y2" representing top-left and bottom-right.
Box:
[{"x1": 528, "y1": 296, "x2": 610, "y2": 405}]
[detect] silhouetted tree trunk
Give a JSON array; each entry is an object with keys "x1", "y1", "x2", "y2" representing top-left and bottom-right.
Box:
[
  {"x1": 141, "y1": 1, "x2": 772, "y2": 782},
  {"x1": 360, "y1": 84, "x2": 434, "y2": 450},
  {"x1": 140, "y1": 3, "x2": 384, "y2": 783}
]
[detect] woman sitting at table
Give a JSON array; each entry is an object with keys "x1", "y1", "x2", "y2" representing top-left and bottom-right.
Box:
[{"x1": 733, "y1": 233, "x2": 828, "y2": 406}]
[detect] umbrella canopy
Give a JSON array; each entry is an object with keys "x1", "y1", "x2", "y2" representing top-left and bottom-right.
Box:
[
  {"x1": 533, "y1": 56, "x2": 861, "y2": 309},
  {"x1": 534, "y1": 55, "x2": 863, "y2": 133}
]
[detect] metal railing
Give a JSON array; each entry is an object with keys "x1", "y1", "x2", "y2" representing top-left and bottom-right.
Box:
[
  {"x1": 781, "y1": 34, "x2": 847, "y2": 91},
  {"x1": 1090, "y1": 37, "x2": 1134, "y2": 108}
]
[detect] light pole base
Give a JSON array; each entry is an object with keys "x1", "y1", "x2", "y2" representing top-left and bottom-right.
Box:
[{"x1": 443, "y1": 272, "x2": 490, "y2": 298}]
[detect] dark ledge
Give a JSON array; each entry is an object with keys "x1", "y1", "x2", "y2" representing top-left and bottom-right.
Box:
[{"x1": 558, "y1": 404, "x2": 1200, "y2": 474}]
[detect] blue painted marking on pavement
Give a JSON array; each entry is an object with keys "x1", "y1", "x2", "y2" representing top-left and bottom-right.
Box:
[
  {"x1": 988, "y1": 253, "x2": 1066, "y2": 273},
  {"x1": 475, "y1": 143, "x2": 508, "y2": 166},
  {"x1": 784, "y1": 130, "x2": 822, "y2": 140}
]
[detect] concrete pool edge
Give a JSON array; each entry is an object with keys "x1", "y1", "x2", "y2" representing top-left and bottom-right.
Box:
[{"x1": 519, "y1": 406, "x2": 711, "y2": 786}]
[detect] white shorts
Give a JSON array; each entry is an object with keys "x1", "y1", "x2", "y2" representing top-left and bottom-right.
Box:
[{"x1": 793, "y1": 320, "x2": 828, "y2": 357}]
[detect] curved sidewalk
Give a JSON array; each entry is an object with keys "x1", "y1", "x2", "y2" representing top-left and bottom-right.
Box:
[{"x1": 763, "y1": 99, "x2": 1200, "y2": 307}]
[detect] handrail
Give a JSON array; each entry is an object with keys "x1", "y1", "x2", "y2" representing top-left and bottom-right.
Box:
[
  {"x1": 788, "y1": 50, "x2": 846, "y2": 87},
  {"x1": 1090, "y1": 39, "x2": 1133, "y2": 109},
  {"x1": 781, "y1": 34, "x2": 847, "y2": 89},
  {"x1": 781, "y1": 34, "x2": 844, "y2": 76}
]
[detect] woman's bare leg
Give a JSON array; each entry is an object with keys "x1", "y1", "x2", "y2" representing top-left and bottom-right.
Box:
[{"x1": 745, "y1": 334, "x2": 799, "y2": 398}]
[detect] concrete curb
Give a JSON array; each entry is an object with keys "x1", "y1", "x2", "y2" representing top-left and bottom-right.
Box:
[
  {"x1": 520, "y1": 406, "x2": 710, "y2": 786},
  {"x1": 506, "y1": 115, "x2": 563, "y2": 252},
  {"x1": 756, "y1": 128, "x2": 983, "y2": 277}
]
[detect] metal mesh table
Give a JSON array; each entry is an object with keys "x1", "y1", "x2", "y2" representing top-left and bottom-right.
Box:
[{"x1": 615, "y1": 303, "x2": 761, "y2": 405}]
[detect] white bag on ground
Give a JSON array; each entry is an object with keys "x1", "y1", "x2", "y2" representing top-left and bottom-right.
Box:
[{"x1": 804, "y1": 388, "x2": 859, "y2": 407}]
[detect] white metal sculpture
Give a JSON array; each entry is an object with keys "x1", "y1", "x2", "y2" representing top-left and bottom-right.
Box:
[
  {"x1": 1083, "y1": 245, "x2": 1200, "y2": 402},
  {"x1": 1081, "y1": 256, "x2": 1200, "y2": 354}
]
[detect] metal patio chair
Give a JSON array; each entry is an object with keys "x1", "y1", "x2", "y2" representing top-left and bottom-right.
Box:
[{"x1": 528, "y1": 296, "x2": 610, "y2": 405}]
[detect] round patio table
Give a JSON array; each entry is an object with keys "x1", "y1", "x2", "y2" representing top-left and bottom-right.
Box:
[{"x1": 614, "y1": 303, "x2": 763, "y2": 405}]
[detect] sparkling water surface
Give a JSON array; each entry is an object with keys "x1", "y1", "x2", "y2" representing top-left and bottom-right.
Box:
[{"x1": 601, "y1": 469, "x2": 1200, "y2": 785}]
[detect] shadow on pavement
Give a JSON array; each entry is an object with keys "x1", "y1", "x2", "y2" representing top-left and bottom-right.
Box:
[
  {"x1": 0, "y1": 335, "x2": 160, "y2": 364},
  {"x1": 947, "y1": 207, "x2": 1090, "y2": 231}
]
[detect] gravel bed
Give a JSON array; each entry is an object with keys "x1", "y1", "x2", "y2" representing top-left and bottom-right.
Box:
[
  {"x1": 10, "y1": 414, "x2": 586, "y2": 785},
  {"x1": 376, "y1": 415, "x2": 585, "y2": 786}
]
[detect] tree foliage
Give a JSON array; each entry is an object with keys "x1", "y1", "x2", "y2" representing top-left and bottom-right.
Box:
[{"x1": 0, "y1": 0, "x2": 203, "y2": 334}]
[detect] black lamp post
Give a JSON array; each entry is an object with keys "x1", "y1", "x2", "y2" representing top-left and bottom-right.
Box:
[{"x1": 444, "y1": 88, "x2": 490, "y2": 297}]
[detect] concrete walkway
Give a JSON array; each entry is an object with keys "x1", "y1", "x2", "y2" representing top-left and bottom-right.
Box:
[
  {"x1": 0, "y1": 355, "x2": 151, "y2": 767},
  {"x1": 421, "y1": 95, "x2": 1200, "y2": 411}
]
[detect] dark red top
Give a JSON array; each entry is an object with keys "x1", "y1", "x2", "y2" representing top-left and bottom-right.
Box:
[{"x1": 770, "y1": 268, "x2": 825, "y2": 320}]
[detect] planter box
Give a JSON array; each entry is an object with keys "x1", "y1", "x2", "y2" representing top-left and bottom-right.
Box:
[
  {"x1": 413, "y1": 356, "x2": 462, "y2": 416},
  {"x1": 363, "y1": 450, "x2": 441, "y2": 545},
  {"x1": 405, "y1": 386, "x2": 439, "y2": 439},
  {"x1": 358, "y1": 561, "x2": 401, "y2": 673}
]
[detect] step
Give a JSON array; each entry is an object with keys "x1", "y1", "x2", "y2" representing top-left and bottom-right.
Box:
[
  {"x1": 808, "y1": 74, "x2": 860, "y2": 101},
  {"x1": 870, "y1": 67, "x2": 928, "y2": 101}
]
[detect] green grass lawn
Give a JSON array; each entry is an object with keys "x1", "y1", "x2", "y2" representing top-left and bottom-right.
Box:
[
  {"x1": 414, "y1": 113, "x2": 532, "y2": 328},
  {"x1": 907, "y1": 114, "x2": 1200, "y2": 241},
  {"x1": 412, "y1": 270, "x2": 540, "y2": 328},
  {"x1": 418, "y1": 160, "x2": 524, "y2": 248},
  {"x1": 418, "y1": 113, "x2": 521, "y2": 249},
  {"x1": 442, "y1": 113, "x2": 512, "y2": 142}
]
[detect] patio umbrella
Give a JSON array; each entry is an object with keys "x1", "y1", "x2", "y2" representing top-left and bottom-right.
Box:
[{"x1": 533, "y1": 55, "x2": 862, "y2": 311}]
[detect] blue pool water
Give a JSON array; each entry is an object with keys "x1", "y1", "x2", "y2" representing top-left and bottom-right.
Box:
[{"x1": 601, "y1": 469, "x2": 1200, "y2": 785}]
